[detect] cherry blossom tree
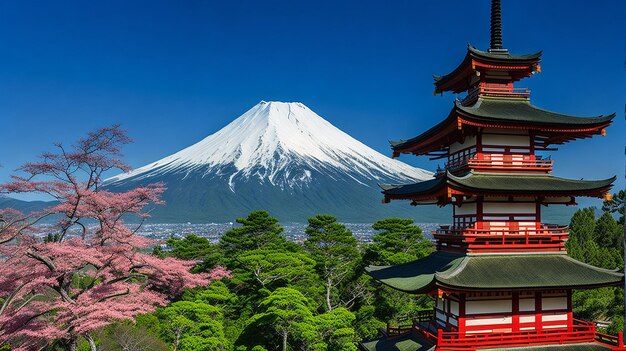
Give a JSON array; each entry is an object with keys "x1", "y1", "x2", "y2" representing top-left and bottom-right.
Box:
[{"x1": 0, "y1": 125, "x2": 230, "y2": 351}]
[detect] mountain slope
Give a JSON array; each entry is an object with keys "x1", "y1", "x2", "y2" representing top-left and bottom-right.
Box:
[{"x1": 105, "y1": 101, "x2": 442, "y2": 222}]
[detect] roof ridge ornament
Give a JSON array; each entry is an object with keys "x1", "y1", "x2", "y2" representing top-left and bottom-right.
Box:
[{"x1": 489, "y1": 0, "x2": 508, "y2": 53}]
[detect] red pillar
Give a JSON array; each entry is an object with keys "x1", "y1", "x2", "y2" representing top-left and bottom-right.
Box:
[
  {"x1": 512, "y1": 292, "x2": 520, "y2": 332},
  {"x1": 567, "y1": 289, "x2": 573, "y2": 332},
  {"x1": 535, "y1": 291, "x2": 543, "y2": 331},
  {"x1": 458, "y1": 293, "x2": 466, "y2": 334}
]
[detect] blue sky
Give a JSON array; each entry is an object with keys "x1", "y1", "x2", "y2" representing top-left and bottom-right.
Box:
[{"x1": 0, "y1": 0, "x2": 624, "y2": 206}]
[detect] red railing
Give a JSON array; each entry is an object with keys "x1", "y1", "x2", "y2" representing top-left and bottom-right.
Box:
[
  {"x1": 434, "y1": 225, "x2": 569, "y2": 252},
  {"x1": 436, "y1": 319, "x2": 596, "y2": 350},
  {"x1": 386, "y1": 315, "x2": 626, "y2": 350},
  {"x1": 386, "y1": 310, "x2": 435, "y2": 336},
  {"x1": 441, "y1": 157, "x2": 553, "y2": 175},
  {"x1": 596, "y1": 331, "x2": 626, "y2": 350}
]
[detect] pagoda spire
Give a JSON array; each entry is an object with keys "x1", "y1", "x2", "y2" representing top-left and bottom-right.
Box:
[{"x1": 489, "y1": 0, "x2": 506, "y2": 52}]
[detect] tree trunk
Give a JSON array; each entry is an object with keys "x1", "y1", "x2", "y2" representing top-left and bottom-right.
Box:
[
  {"x1": 282, "y1": 331, "x2": 288, "y2": 351},
  {"x1": 85, "y1": 333, "x2": 97, "y2": 351},
  {"x1": 67, "y1": 338, "x2": 78, "y2": 351},
  {"x1": 325, "y1": 276, "x2": 333, "y2": 312}
]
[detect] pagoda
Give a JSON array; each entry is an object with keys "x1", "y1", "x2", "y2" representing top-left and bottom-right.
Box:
[{"x1": 360, "y1": 1, "x2": 624, "y2": 351}]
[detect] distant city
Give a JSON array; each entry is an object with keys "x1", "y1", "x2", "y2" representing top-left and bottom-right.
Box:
[{"x1": 135, "y1": 222, "x2": 441, "y2": 244}]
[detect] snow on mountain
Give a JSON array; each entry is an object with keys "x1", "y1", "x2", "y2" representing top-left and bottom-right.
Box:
[
  {"x1": 105, "y1": 101, "x2": 435, "y2": 222},
  {"x1": 107, "y1": 101, "x2": 432, "y2": 189}
]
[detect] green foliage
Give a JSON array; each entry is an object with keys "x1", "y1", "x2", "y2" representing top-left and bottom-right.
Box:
[
  {"x1": 167, "y1": 234, "x2": 217, "y2": 260},
  {"x1": 603, "y1": 190, "x2": 625, "y2": 225},
  {"x1": 312, "y1": 308, "x2": 358, "y2": 351},
  {"x1": 304, "y1": 214, "x2": 360, "y2": 312},
  {"x1": 97, "y1": 322, "x2": 168, "y2": 351},
  {"x1": 242, "y1": 288, "x2": 358, "y2": 351},
  {"x1": 241, "y1": 288, "x2": 315, "y2": 350},
  {"x1": 354, "y1": 305, "x2": 386, "y2": 340},
  {"x1": 235, "y1": 248, "x2": 319, "y2": 292},
  {"x1": 568, "y1": 206, "x2": 624, "y2": 334},
  {"x1": 183, "y1": 280, "x2": 237, "y2": 307},
  {"x1": 220, "y1": 211, "x2": 289, "y2": 260},
  {"x1": 365, "y1": 218, "x2": 433, "y2": 265},
  {"x1": 155, "y1": 300, "x2": 230, "y2": 351},
  {"x1": 567, "y1": 208, "x2": 623, "y2": 270}
]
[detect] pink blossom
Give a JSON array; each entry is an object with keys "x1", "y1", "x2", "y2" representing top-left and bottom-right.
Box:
[{"x1": 0, "y1": 125, "x2": 230, "y2": 350}]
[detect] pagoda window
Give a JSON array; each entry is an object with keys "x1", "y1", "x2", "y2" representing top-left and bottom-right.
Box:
[
  {"x1": 453, "y1": 203, "x2": 477, "y2": 228},
  {"x1": 447, "y1": 136, "x2": 477, "y2": 171}
]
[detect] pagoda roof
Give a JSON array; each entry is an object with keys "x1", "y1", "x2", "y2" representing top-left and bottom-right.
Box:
[
  {"x1": 359, "y1": 332, "x2": 435, "y2": 351},
  {"x1": 381, "y1": 172, "x2": 615, "y2": 203},
  {"x1": 391, "y1": 98, "x2": 615, "y2": 156},
  {"x1": 434, "y1": 45, "x2": 542, "y2": 94},
  {"x1": 365, "y1": 252, "x2": 624, "y2": 294},
  {"x1": 457, "y1": 98, "x2": 616, "y2": 126}
]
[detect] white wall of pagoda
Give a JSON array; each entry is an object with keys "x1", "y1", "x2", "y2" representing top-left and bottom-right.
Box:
[
  {"x1": 453, "y1": 196, "x2": 540, "y2": 230},
  {"x1": 448, "y1": 135, "x2": 477, "y2": 167},
  {"x1": 439, "y1": 290, "x2": 572, "y2": 334}
]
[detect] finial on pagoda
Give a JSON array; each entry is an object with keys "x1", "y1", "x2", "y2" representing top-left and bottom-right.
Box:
[{"x1": 489, "y1": 0, "x2": 507, "y2": 52}]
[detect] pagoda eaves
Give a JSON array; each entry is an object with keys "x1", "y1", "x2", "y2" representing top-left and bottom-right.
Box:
[
  {"x1": 381, "y1": 172, "x2": 616, "y2": 205},
  {"x1": 391, "y1": 98, "x2": 615, "y2": 158},
  {"x1": 434, "y1": 45, "x2": 542, "y2": 95},
  {"x1": 366, "y1": 252, "x2": 623, "y2": 294}
]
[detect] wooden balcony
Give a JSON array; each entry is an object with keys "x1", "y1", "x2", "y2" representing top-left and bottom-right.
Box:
[
  {"x1": 437, "y1": 319, "x2": 626, "y2": 350},
  {"x1": 386, "y1": 316, "x2": 626, "y2": 350},
  {"x1": 433, "y1": 225, "x2": 569, "y2": 253},
  {"x1": 437, "y1": 156, "x2": 554, "y2": 176}
]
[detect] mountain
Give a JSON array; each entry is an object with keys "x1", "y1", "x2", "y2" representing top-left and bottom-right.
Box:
[
  {"x1": 105, "y1": 101, "x2": 446, "y2": 223},
  {"x1": 0, "y1": 196, "x2": 54, "y2": 214}
]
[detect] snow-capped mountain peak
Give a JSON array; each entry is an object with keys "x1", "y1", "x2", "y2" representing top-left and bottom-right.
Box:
[{"x1": 106, "y1": 101, "x2": 432, "y2": 192}]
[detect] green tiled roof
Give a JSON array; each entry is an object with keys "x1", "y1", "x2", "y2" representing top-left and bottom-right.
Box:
[
  {"x1": 359, "y1": 333, "x2": 435, "y2": 351},
  {"x1": 380, "y1": 177, "x2": 443, "y2": 196},
  {"x1": 466, "y1": 46, "x2": 542, "y2": 62},
  {"x1": 447, "y1": 172, "x2": 616, "y2": 193},
  {"x1": 457, "y1": 98, "x2": 616, "y2": 126},
  {"x1": 389, "y1": 98, "x2": 614, "y2": 152},
  {"x1": 366, "y1": 251, "x2": 465, "y2": 293},
  {"x1": 433, "y1": 45, "x2": 541, "y2": 91},
  {"x1": 381, "y1": 172, "x2": 616, "y2": 198},
  {"x1": 366, "y1": 253, "x2": 623, "y2": 293}
]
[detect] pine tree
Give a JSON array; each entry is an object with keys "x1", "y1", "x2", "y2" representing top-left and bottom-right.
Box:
[
  {"x1": 365, "y1": 218, "x2": 433, "y2": 265},
  {"x1": 304, "y1": 215, "x2": 360, "y2": 312},
  {"x1": 219, "y1": 211, "x2": 288, "y2": 259}
]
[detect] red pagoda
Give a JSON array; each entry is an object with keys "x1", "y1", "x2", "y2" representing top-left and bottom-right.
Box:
[{"x1": 360, "y1": 1, "x2": 624, "y2": 351}]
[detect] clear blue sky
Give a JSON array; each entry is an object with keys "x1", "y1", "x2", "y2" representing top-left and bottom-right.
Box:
[{"x1": 0, "y1": 0, "x2": 624, "y2": 205}]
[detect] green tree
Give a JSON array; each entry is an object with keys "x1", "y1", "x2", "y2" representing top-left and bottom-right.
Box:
[
  {"x1": 594, "y1": 212, "x2": 623, "y2": 249},
  {"x1": 354, "y1": 305, "x2": 386, "y2": 340},
  {"x1": 243, "y1": 288, "x2": 315, "y2": 351},
  {"x1": 304, "y1": 215, "x2": 360, "y2": 312},
  {"x1": 603, "y1": 190, "x2": 625, "y2": 225},
  {"x1": 219, "y1": 211, "x2": 289, "y2": 260},
  {"x1": 98, "y1": 322, "x2": 169, "y2": 351},
  {"x1": 566, "y1": 208, "x2": 597, "y2": 263},
  {"x1": 365, "y1": 218, "x2": 433, "y2": 265},
  {"x1": 155, "y1": 301, "x2": 229, "y2": 351},
  {"x1": 167, "y1": 234, "x2": 218, "y2": 260},
  {"x1": 312, "y1": 308, "x2": 358, "y2": 351},
  {"x1": 184, "y1": 280, "x2": 237, "y2": 307},
  {"x1": 567, "y1": 205, "x2": 625, "y2": 335},
  {"x1": 235, "y1": 248, "x2": 319, "y2": 292}
]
